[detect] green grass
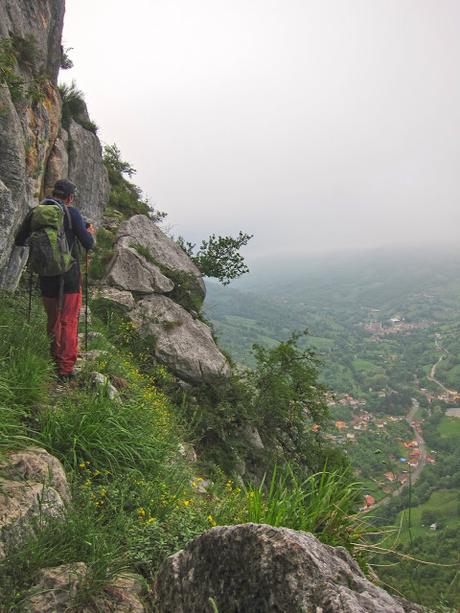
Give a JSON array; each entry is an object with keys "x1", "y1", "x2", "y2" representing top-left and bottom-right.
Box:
[
  {"x1": 241, "y1": 465, "x2": 367, "y2": 561},
  {"x1": 437, "y1": 416, "x2": 460, "y2": 439},
  {"x1": 308, "y1": 336, "x2": 335, "y2": 350},
  {"x1": 352, "y1": 359, "x2": 382, "y2": 374},
  {"x1": 395, "y1": 489, "x2": 460, "y2": 544}
]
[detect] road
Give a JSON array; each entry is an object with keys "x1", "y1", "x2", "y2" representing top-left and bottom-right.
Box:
[
  {"x1": 427, "y1": 335, "x2": 457, "y2": 395},
  {"x1": 366, "y1": 398, "x2": 428, "y2": 512},
  {"x1": 364, "y1": 334, "x2": 459, "y2": 513}
]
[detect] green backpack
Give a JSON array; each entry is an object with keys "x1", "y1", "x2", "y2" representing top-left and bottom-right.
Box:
[{"x1": 28, "y1": 199, "x2": 75, "y2": 276}]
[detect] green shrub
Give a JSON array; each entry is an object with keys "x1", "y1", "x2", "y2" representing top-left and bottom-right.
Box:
[
  {"x1": 88, "y1": 227, "x2": 115, "y2": 281},
  {"x1": 59, "y1": 81, "x2": 98, "y2": 133},
  {"x1": 0, "y1": 37, "x2": 25, "y2": 101},
  {"x1": 103, "y1": 145, "x2": 151, "y2": 218}
]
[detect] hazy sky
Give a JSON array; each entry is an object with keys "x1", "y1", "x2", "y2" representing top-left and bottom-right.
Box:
[{"x1": 62, "y1": 0, "x2": 460, "y2": 259}]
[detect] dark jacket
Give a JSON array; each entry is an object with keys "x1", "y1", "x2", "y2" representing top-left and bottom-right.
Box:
[{"x1": 15, "y1": 199, "x2": 94, "y2": 297}]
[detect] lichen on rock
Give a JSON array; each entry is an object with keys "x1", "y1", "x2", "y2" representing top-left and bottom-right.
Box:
[{"x1": 154, "y1": 524, "x2": 423, "y2": 613}]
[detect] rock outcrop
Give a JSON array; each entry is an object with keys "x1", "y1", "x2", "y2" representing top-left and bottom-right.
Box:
[
  {"x1": 0, "y1": 0, "x2": 109, "y2": 286},
  {"x1": 0, "y1": 447, "x2": 70, "y2": 559},
  {"x1": 130, "y1": 294, "x2": 231, "y2": 384},
  {"x1": 154, "y1": 524, "x2": 423, "y2": 613},
  {"x1": 113, "y1": 214, "x2": 206, "y2": 301},
  {"x1": 22, "y1": 563, "x2": 146, "y2": 612},
  {"x1": 44, "y1": 118, "x2": 110, "y2": 224},
  {"x1": 106, "y1": 242, "x2": 174, "y2": 294},
  {"x1": 98, "y1": 214, "x2": 230, "y2": 384}
]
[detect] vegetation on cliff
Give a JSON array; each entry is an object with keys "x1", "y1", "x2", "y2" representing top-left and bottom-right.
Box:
[{"x1": 0, "y1": 287, "x2": 364, "y2": 609}]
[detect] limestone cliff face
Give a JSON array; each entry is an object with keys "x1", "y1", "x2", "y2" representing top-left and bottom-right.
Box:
[{"x1": 0, "y1": 0, "x2": 109, "y2": 287}]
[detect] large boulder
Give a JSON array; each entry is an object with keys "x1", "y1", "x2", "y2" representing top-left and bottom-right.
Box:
[
  {"x1": 93, "y1": 286, "x2": 136, "y2": 311},
  {"x1": 154, "y1": 524, "x2": 422, "y2": 613},
  {"x1": 23, "y1": 563, "x2": 146, "y2": 612},
  {"x1": 0, "y1": 479, "x2": 64, "y2": 560},
  {"x1": 0, "y1": 447, "x2": 71, "y2": 503},
  {"x1": 0, "y1": 447, "x2": 70, "y2": 559},
  {"x1": 130, "y1": 294, "x2": 230, "y2": 384},
  {"x1": 116, "y1": 215, "x2": 206, "y2": 304},
  {"x1": 106, "y1": 243, "x2": 174, "y2": 294}
]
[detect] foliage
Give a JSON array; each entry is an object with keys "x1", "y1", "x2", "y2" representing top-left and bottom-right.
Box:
[
  {"x1": 178, "y1": 231, "x2": 253, "y2": 286},
  {"x1": 103, "y1": 144, "x2": 167, "y2": 222},
  {"x1": 0, "y1": 35, "x2": 49, "y2": 107},
  {"x1": 0, "y1": 37, "x2": 26, "y2": 102},
  {"x1": 10, "y1": 34, "x2": 38, "y2": 69},
  {"x1": 204, "y1": 252, "x2": 460, "y2": 609},
  {"x1": 130, "y1": 242, "x2": 156, "y2": 264},
  {"x1": 0, "y1": 282, "x2": 404, "y2": 608},
  {"x1": 59, "y1": 81, "x2": 98, "y2": 133},
  {"x1": 60, "y1": 47, "x2": 74, "y2": 70},
  {"x1": 88, "y1": 227, "x2": 115, "y2": 281},
  {"x1": 0, "y1": 486, "x2": 129, "y2": 609},
  {"x1": 176, "y1": 331, "x2": 345, "y2": 476},
  {"x1": 243, "y1": 465, "x2": 366, "y2": 556}
]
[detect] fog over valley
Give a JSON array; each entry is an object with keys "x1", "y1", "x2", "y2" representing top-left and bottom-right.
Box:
[{"x1": 63, "y1": 0, "x2": 460, "y2": 261}]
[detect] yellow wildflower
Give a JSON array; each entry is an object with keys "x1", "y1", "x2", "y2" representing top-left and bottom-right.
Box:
[{"x1": 207, "y1": 515, "x2": 217, "y2": 527}]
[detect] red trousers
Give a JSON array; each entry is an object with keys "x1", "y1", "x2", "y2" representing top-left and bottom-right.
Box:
[{"x1": 43, "y1": 290, "x2": 82, "y2": 375}]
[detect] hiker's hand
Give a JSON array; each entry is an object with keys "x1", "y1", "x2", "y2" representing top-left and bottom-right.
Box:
[{"x1": 86, "y1": 223, "x2": 95, "y2": 235}]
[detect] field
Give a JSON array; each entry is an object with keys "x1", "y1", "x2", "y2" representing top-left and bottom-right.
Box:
[
  {"x1": 396, "y1": 489, "x2": 460, "y2": 542},
  {"x1": 437, "y1": 416, "x2": 460, "y2": 439}
]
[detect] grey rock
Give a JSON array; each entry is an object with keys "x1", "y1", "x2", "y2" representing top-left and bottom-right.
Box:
[
  {"x1": 79, "y1": 305, "x2": 91, "y2": 325},
  {"x1": 191, "y1": 478, "x2": 212, "y2": 495},
  {"x1": 0, "y1": 478, "x2": 64, "y2": 559},
  {"x1": 130, "y1": 294, "x2": 230, "y2": 384},
  {"x1": 67, "y1": 120, "x2": 110, "y2": 225},
  {"x1": 78, "y1": 330, "x2": 103, "y2": 342},
  {"x1": 0, "y1": 0, "x2": 65, "y2": 83},
  {"x1": 116, "y1": 215, "x2": 206, "y2": 302},
  {"x1": 0, "y1": 244, "x2": 29, "y2": 290},
  {"x1": 106, "y1": 244, "x2": 174, "y2": 294},
  {"x1": 154, "y1": 524, "x2": 423, "y2": 613},
  {"x1": 90, "y1": 371, "x2": 120, "y2": 402},
  {"x1": 241, "y1": 424, "x2": 265, "y2": 450},
  {"x1": 23, "y1": 563, "x2": 146, "y2": 612},
  {"x1": 0, "y1": 446, "x2": 71, "y2": 504},
  {"x1": 43, "y1": 131, "x2": 69, "y2": 195},
  {"x1": 179, "y1": 443, "x2": 198, "y2": 464},
  {"x1": 93, "y1": 286, "x2": 136, "y2": 310}
]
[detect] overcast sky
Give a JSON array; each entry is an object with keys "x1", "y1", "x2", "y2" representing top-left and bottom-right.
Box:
[{"x1": 62, "y1": 0, "x2": 460, "y2": 260}]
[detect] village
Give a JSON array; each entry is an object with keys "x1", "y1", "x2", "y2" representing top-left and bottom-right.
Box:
[
  {"x1": 324, "y1": 393, "x2": 437, "y2": 509},
  {"x1": 363, "y1": 315, "x2": 429, "y2": 337}
]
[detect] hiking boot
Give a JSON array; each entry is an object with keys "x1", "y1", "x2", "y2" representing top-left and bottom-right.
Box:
[{"x1": 57, "y1": 372, "x2": 76, "y2": 383}]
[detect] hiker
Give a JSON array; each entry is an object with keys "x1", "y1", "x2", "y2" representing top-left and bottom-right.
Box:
[{"x1": 15, "y1": 179, "x2": 95, "y2": 381}]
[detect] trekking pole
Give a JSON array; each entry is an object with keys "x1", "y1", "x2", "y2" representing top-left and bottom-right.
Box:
[
  {"x1": 27, "y1": 267, "x2": 33, "y2": 323},
  {"x1": 85, "y1": 250, "x2": 89, "y2": 352}
]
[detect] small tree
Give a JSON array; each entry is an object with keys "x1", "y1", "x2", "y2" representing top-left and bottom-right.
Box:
[{"x1": 177, "y1": 231, "x2": 253, "y2": 285}]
